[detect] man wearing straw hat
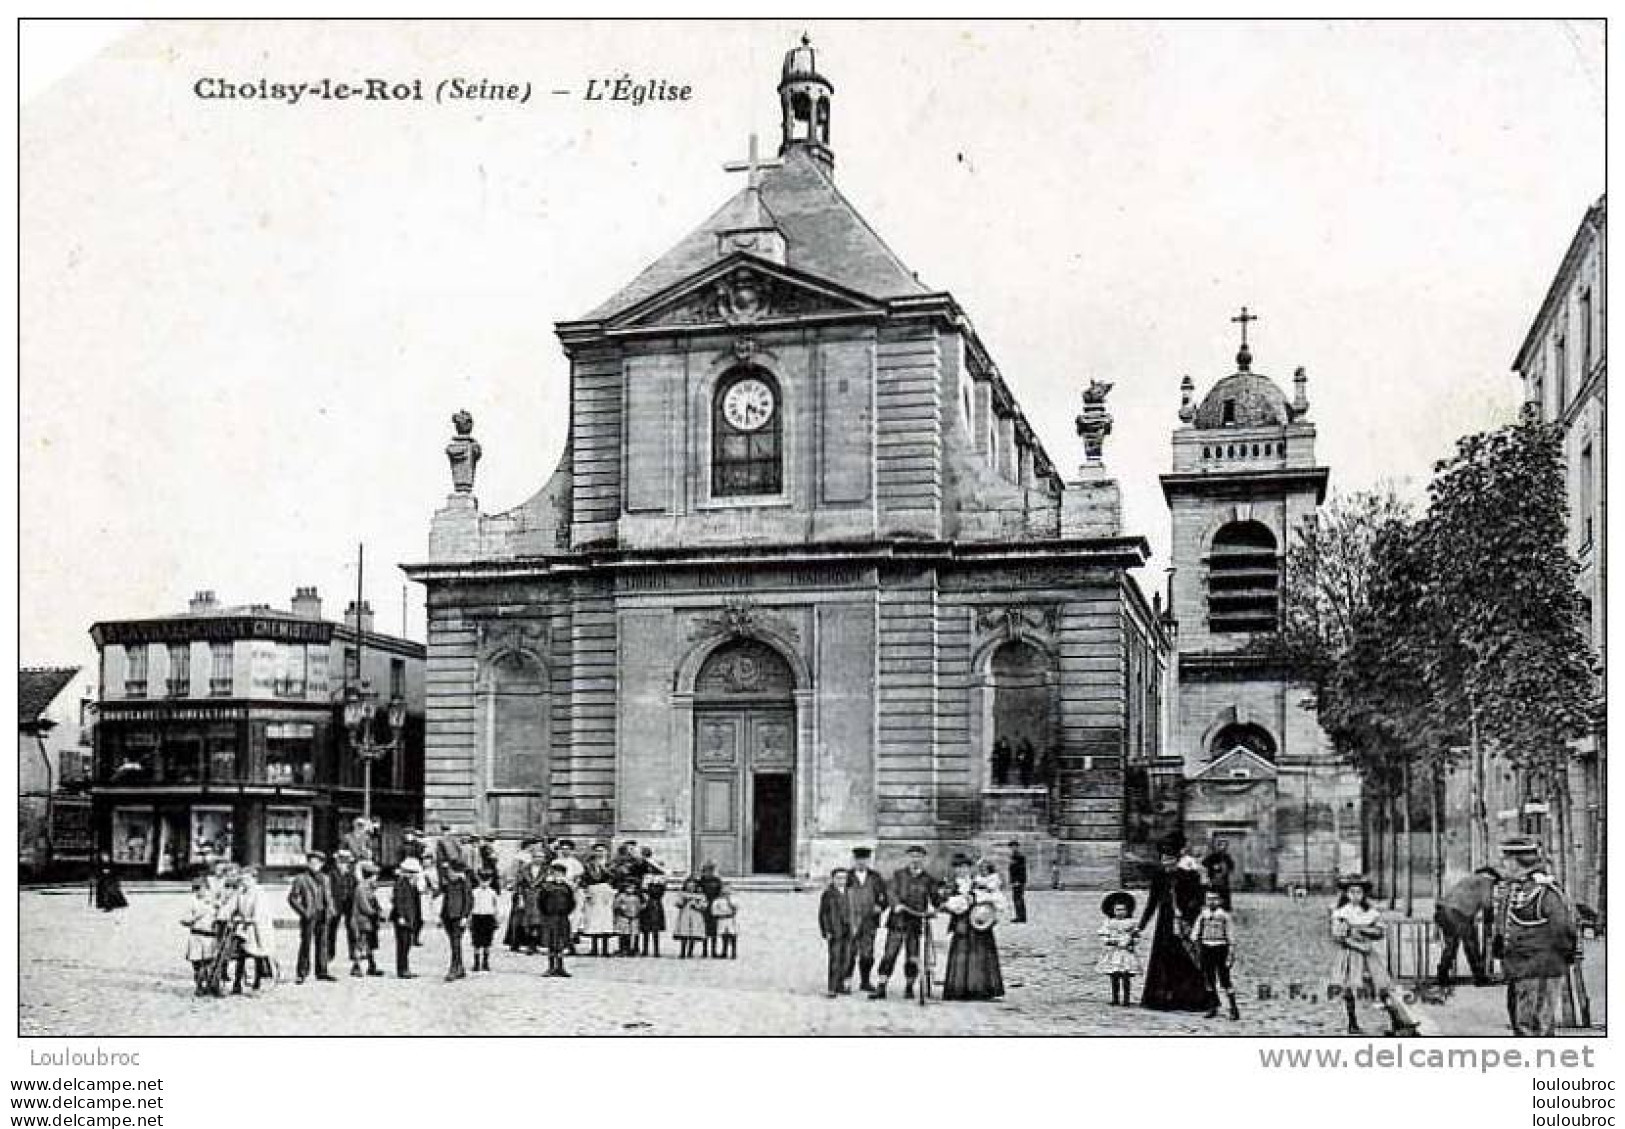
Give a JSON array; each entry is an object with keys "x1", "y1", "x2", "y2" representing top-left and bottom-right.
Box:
[{"x1": 1495, "y1": 836, "x2": 1578, "y2": 1037}]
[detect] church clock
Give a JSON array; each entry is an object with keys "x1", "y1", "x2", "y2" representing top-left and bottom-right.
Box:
[{"x1": 722, "y1": 377, "x2": 776, "y2": 432}]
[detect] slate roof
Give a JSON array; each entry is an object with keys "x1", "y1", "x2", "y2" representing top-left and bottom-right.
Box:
[
  {"x1": 583, "y1": 145, "x2": 929, "y2": 321},
  {"x1": 19, "y1": 667, "x2": 78, "y2": 728}
]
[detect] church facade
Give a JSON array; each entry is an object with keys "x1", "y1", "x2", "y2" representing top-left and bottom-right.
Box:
[
  {"x1": 1161, "y1": 327, "x2": 1361, "y2": 890},
  {"x1": 405, "y1": 39, "x2": 1167, "y2": 882}
]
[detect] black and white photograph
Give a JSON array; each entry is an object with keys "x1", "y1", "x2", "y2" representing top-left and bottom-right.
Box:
[{"x1": 12, "y1": 16, "x2": 1611, "y2": 1096}]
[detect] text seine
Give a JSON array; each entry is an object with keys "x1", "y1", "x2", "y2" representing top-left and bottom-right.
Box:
[{"x1": 192, "y1": 78, "x2": 536, "y2": 105}]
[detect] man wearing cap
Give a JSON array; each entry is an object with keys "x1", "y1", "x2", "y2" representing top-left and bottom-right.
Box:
[
  {"x1": 287, "y1": 851, "x2": 336, "y2": 983},
  {"x1": 845, "y1": 847, "x2": 889, "y2": 994},
  {"x1": 870, "y1": 845, "x2": 941, "y2": 1001},
  {"x1": 391, "y1": 857, "x2": 424, "y2": 978},
  {"x1": 326, "y1": 849, "x2": 361, "y2": 977},
  {"x1": 1495, "y1": 837, "x2": 1579, "y2": 1037}
]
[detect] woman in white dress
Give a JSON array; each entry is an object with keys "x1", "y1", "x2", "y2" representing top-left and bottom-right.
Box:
[
  {"x1": 1330, "y1": 874, "x2": 1419, "y2": 1036},
  {"x1": 579, "y1": 842, "x2": 617, "y2": 956}
]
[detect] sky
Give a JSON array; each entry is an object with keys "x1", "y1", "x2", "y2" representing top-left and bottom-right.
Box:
[{"x1": 19, "y1": 19, "x2": 1604, "y2": 694}]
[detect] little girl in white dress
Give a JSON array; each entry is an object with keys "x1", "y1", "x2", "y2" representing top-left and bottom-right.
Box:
[{"x1": 1097, "y1": 891, "x2": 1141, "y2": 1006}]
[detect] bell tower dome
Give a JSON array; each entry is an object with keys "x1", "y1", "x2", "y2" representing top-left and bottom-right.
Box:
[{"x1": 779, "y1": 33, "x2": 834, "y2": 171}]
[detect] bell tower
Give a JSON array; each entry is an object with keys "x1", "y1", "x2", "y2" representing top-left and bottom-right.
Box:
[{"x1": 779, "y1": 33, "x2": 834, "y2": 171}]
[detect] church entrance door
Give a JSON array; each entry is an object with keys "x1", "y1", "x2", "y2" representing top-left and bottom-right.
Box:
[{"x1": 691, "y1": 640, "x2": 797, "y2": 877}]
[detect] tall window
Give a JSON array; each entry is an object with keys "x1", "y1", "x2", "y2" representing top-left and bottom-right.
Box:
[
  {"x1": 1207, "y1": 521, "x2": 1279, "y2": 633},
  {"x1": 1581, "y1": 288, "x2": 1594, "y2": 376},
  {"x1": 484, "y1": 651, "x2": 549, "y2": 833},
  {"x1": 390, "y1": 657, "x2": 406, "y2": 701},
  {"x1": 209, "y1": 642, "x2": 233, "y2": 696},
  {"x1": 711, "y1": 366, "x2": 782, "y2": 497},
  {"x1": 1554, "y1": 332, "x2": 1568, "y2": 412},
  {"x1": 1580, "y1": 441, "x2": 1596, "y2": 548},
  {"x1": 166, "y1": 643, "x2": 190, "y2": 697},
  {"x1": 124, "y1": 644, "x2": 149, "y2": 698}
]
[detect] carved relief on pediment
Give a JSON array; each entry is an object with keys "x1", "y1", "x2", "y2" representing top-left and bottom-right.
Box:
[{"x1": 975, "y1": 604, "x2": 1060, "y2": 642}]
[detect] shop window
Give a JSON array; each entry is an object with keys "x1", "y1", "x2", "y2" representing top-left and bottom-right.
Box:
[
  {"x1": 111, "y1": 807, "x2": 156, "y2": 865},
  {"x1": 160, "y1": 733, "x2": 203, "y2": 784},
  {"x1": 264, "y1": 806, "x2": 312, "y2": 867},
  {"x1": 265, "y1": 722, "x2": 316, "y2": 785},
  {"x1": 205, "y1": 725, "x2": 238, "y2": 782},
  {"x1": 189, "y1": 807, "x2": 234, "y2": 864},
  {"x1": 108, "y1": 731, "x2": 157, "y2": 783}
]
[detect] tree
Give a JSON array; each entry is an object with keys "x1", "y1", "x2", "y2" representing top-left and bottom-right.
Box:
[{"x1": 1420, "y1": 410, "x2": 1595, "y2": 881}]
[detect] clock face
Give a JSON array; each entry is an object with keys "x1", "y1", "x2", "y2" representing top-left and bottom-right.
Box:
[{"x1": 722, "y1": 378, "x2": 776, "y2": 432}]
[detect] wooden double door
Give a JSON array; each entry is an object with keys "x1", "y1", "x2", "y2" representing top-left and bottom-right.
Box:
[{"x1": 693, "y1": 706, "x2": 795, "y2": 876}]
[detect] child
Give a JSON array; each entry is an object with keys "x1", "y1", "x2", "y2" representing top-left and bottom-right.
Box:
[
  {"x1": 711, "y1": 884, "x2": 740, "y2": 959},
  {"x1": 537, "y1": 862, "x2": 577, "y2": 977},
  {"x1": 231, "y1": 868, "x2": 278, "y2": 995},
  {"x1": 672, "y1": 877, "x2": 708, "y2": 958},
  {"x1": 440, "y1": 860, "x2": 473, "y2": 981},
  {"x1": 613, "y1": 879, "x2": 643, "y2": 957},
  {"x1": 818, "y1": 867, "x2": 853, "y2": 997},
  {"x1": 470, "y1": 870, "x2": 500, "y2": 972},
  {"x1": 350, "y1": 861, "x2": 384, "y2": 977},
  {"x1": 180, "y1": 877, "x2": 218, "y2": 997},
  {"x1": 1190, "y1": 889, "x2": 1240, "y2": 1020},
  {"x1": 1096, "y1": 890, "x2": 1140, "y2": 1006},
  {"x1": 639, "y1": 874, "x2": 667, "y2": 957}
]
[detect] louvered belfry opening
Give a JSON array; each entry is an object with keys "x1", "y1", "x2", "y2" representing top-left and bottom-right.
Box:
[{"x1": 1207, "y1": 520, "x2": 1279, "y2": 633}]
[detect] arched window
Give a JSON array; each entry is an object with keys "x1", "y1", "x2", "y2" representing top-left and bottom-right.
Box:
[
  {"x1": 1209, "y1": 722, "x2": 1277, "y2": 762},
  {"x1": 483, "y1": 650, "x2": 548, "y2": 833},
  {"x1": 1208, "y1": 520, "x2": 1279, "y2": 633},
  {"x1": 712, "y1": 365, "x2": 783, "y2": 497},
  {"x1": 988, "y1": 640, "x2": 1054, "y2": 787}
]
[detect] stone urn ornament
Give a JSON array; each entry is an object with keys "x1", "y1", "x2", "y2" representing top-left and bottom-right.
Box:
[{"x1": 446, "y1": 409, "x2": 481, "y2": 494}]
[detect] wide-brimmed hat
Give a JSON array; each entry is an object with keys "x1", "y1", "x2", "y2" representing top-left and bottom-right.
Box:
[
  {"x1": 851, "y1": 846, "x2": 873, "y2": 859},
  {"x1": 1335, "y1": 872, "x2": 1370, "y2": 890},
  {"x1": 969, "y1": 902, "x2": 999, "y2": 931},
  {"x1": 950, "y1": 851, "x2": 975, "y2": 868},
  {"x1": 905, "y1": 845, "x2": 927, "y2": 857},
  {"x1": 1100, "y1": 890, "x2": 1137, "y2": 917},
  {"x1": 398, "y1": 857, "x2": 423, "y2": 874},
  {"x1": 305, "y1": 850, "x2": 326, "y2": 863}
]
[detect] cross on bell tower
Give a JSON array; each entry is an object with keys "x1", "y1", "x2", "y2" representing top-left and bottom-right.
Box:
[{"x1": 1231, "y1": 306, "x2": 1259, "y2": 371}]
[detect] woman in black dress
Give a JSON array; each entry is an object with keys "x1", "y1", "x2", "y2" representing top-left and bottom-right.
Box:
[
  {"x1": 90, "y1": 851, "x2": 128, "y2": 912},
  {"x1": 1133, "y1": 836, "x2": 1208, "y2": 1011},
  {"x1": 942, "y1": 853, "x2": 1005, "y2": 1001}
]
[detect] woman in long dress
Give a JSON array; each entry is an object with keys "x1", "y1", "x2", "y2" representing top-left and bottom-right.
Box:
[
  {"x1": 1134, "y1": 838, "x2": 1209, "y2": 1011},
  {"x1": 1330, "y1": 875, "x2": 1419, "y2": 1036},
  {"x1": 90, "y1": 851, "x2": 128, "y2": 912},
  {"x1": 942, "y1": 853, "x2": 1005, "y2": 1001},
  {"x1": 579, "y1": 843, "x2": 617, "y2": 956}
]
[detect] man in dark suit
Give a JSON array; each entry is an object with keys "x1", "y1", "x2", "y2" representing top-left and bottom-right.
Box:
[
  {"x1": 1007, "y1": 841, "x2": 1029, "y2": 924},
  {"x1": 871, "y1": 845, "x2": 941, "y2": 1000},
  {"x1": 326, "y1": 849, "x2": 360, "y2": 976},
  {"x1": 845, "y1": 846, "x2": 888, "y2": 993},
  {"x1": 818, "y1": 867, "x2": 855, "y2": 998},
  {"x1": 391, "y1": 857, "x2": 424, "y2": 978},
  {"x1": 287, "y1": 850, "x2": 335, "y2": 984}
]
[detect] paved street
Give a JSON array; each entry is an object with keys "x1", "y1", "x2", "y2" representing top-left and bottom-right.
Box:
[{"x1": 19, "y1": 886, "x2": 1603, "y2": 1037}]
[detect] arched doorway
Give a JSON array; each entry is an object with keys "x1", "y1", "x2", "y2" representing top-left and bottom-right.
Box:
[
  {"x1": 988, "y1": 639, "x2": 1055, "y2": 788},
  {"x1": 692, "y1": 639, "x2": 797, "y2": 875}
]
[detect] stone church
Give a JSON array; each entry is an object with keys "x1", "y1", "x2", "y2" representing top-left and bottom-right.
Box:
[
  {"x1": 406, "y1": 37, "x2": 1168, "y2": 882},
  {"x1": 1159, "y1": 322, "x2": 1362, "y2": 890}
]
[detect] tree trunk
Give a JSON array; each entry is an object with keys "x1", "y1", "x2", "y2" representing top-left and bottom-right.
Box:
[
  {"x1": 1469, "y1": 703, "x2": 1488, "y2": 871},
  {"x1": 1387, "y1": 786, "x2": 1400, "y2": 910},
  {"x1": 1402, "y1": 757, "x2": 1414, "y2": 917},
  {"x1": 1430, "y1": 762, "x2": 1445, "y2": 902}
]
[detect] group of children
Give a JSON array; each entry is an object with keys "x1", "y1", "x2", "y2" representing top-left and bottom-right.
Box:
[{"x1": 1096, "y1": 886, "x2": 1241, "y2": 1020}]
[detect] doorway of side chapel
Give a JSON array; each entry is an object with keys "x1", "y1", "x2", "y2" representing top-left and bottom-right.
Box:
[{"x1": 692, "y1": 639, "x2": 796, "y2": 876}]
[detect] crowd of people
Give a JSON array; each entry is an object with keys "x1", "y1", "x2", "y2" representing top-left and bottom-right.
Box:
[{"x1": 135, "y1": 815, "x2": 1587, "y2": 1034}]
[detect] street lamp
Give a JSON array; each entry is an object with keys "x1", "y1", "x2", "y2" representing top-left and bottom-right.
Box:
[{"x1": 344, "y1": 685, "x2": 406, "y2": 824}]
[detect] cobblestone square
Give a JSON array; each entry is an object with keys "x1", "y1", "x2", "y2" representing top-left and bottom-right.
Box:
[{"x1": 23, "y1": 886, "x2": 1599, "y2": 1037}]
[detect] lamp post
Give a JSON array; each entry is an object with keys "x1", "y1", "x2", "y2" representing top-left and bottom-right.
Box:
[{"x1": 344, "y1": 687, "x2": 406, "y2": 825}]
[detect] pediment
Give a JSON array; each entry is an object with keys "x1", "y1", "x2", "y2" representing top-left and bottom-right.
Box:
[
  {"x1": 606, "y1": 254, "x2": 883, "y2": 332},
  {"x1": 1191, "y1": 747, "x2": 1278, "y2": 782}
]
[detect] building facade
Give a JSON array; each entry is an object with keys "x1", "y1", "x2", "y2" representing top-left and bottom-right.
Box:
[
  {"x1": 407, "y1": 39, "x2": 1168, "y2": 882},
  {"x1": 89, "y1": 589, "x2": 425, "y2": 876},
  {"x1": 1161, "y1": 329, "x2": 1361, "y2": 890},
  {"x1": 1510, "y1": 194, "x2": 1606, "y2": 909},
  {"x1": 19, "y1": 666, "x2": 92, "y2": 877}
]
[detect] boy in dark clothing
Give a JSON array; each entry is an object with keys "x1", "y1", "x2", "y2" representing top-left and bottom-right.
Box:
[
  {"x1": 440, "y1": 860, "x2": 473, "y2": 981},
  {"x1": 538, "y1": 862, "x2": 578, "y2": 977},
  {"x1": 326, "y1": 850, "x2": 360, "y2": 976},
  {"x1": 391, "y1": 857, "x2": 423, "y2": 978},
  {"x1": 819, "y1": 867, "x2": 854, "y2": 998},
  {"x1": 1007, "y1": 841, "x2": 1029, "y2": 923}
]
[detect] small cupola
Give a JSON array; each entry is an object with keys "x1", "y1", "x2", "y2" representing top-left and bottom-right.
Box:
[{"x1": 779, "y1": 34, "x2": 834, "y2": 171}]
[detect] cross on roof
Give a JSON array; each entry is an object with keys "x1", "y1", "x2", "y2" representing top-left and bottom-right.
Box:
[
  {"x1": 723, "y1": 132, "x2": 783, "y2": 191},
  {"x1": 1231, "y1": 306, "x2": 1259, "y2": 348}
]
